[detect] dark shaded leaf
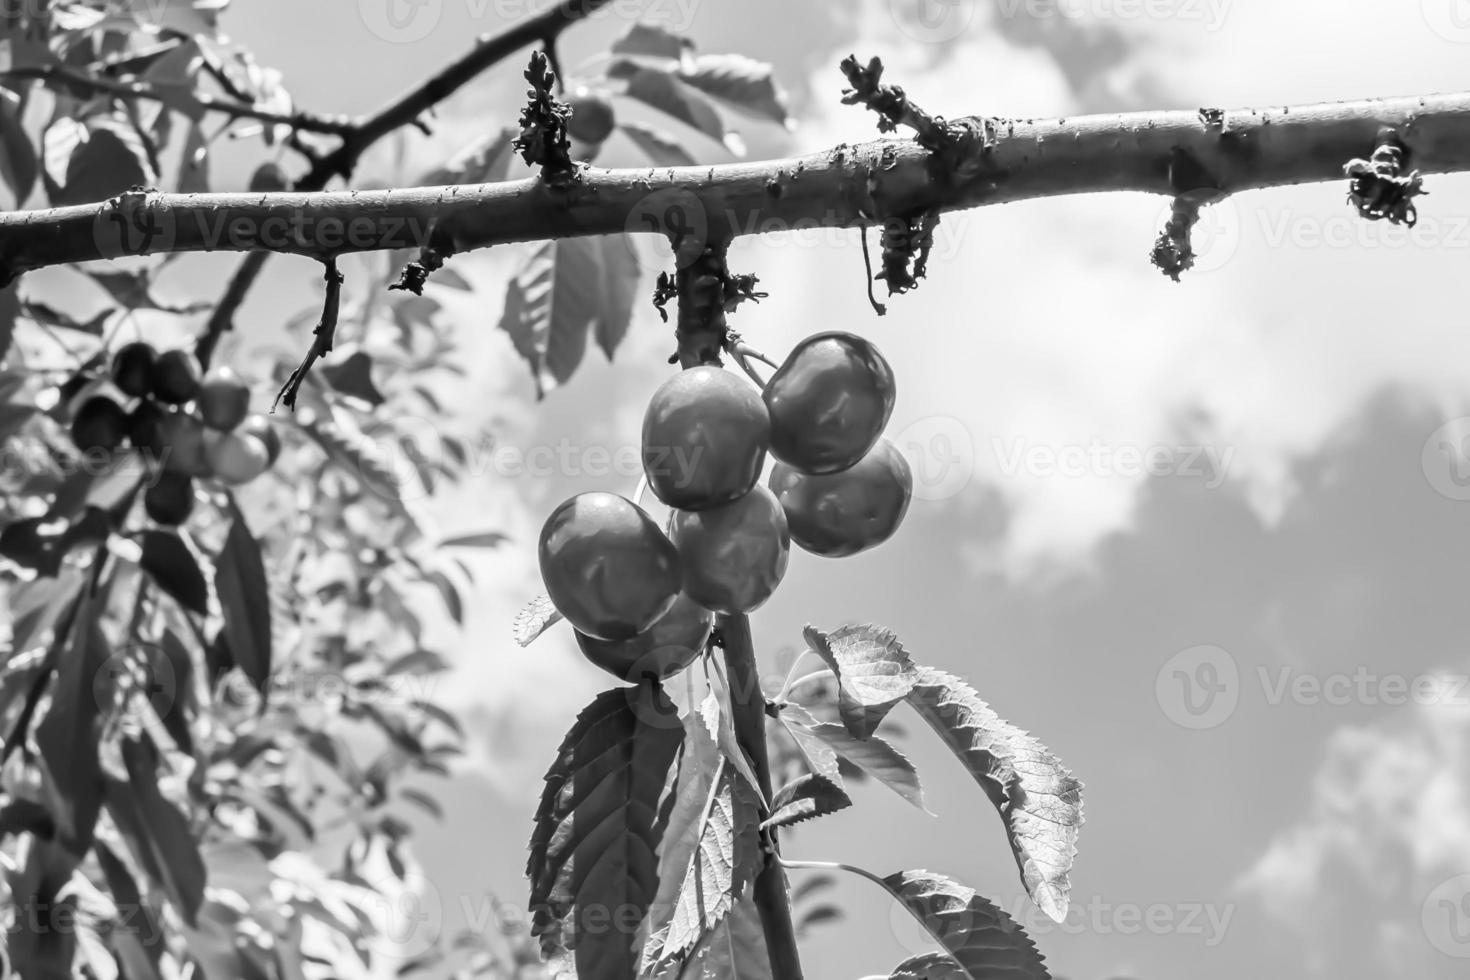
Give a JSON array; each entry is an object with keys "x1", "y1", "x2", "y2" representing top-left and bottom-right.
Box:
[
  {"x1": 527, "y1": 685, "x2": 684, "y2": 977},
  {"x1": 807, "y1": 721, "x2": 929, "y2": 812},
  {"x1": 214, "y1": 495, "x2": 272, "y2": 691},
  {"x1": 36, "y1": 617, "x2": 108, "y2": 854},
  {"x1": 681, "y1": 54, "x2": 791, "y2": 127},
  {"x1": 887, "y1": 952, "x2": 968, "y2": 979},
  {"x1": 384, "y1": 649, "x2": 449, "y2": 676},
  {"x1": 320, "y1": 349, "x2": 386, "y2": 407},
  {"x1": 881, "y1": 870, "x2": 1050, "y2": 980},
  {"x1": 0, "y1": 87, "x2": 37, "y2": 205},
  {"x1": 6, "y1": 837, "x2": 80, "y2": 979},
  {"x1": 611, "y1": 63, "x2": 738, "y2": 152},
  {"x1": 140, "y1": 529, "x2": 207, "y2": 615},
  {"x1": 117, "y1": 735, "x2": 207, "y2": 926},
  {"x1": 46, "y1": 116, "x2": 154, "y2": 206},
  {"x1": 618, "y1": 121, "x2": 697, "y2": 167},
  {"x1": 438, "y1": 530, "x2": 507, "y2": 549},
  {"x1": 610, "y1": 23, "x2": 693, "y2": 61},
  {"x1": 907, "y1": 669, "x2": 1083, "y2": 923},
  {"x1": 425, "y1": 569, "x2": 462, "y2": 624}
]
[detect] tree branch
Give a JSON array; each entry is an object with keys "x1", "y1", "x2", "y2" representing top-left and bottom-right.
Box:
[
  {"x1": 718, "y1": 613, "x2": 804, "y2": 980},
  {"x1": 8, "y1": 91, "x2": 1470, "y2": 284}
]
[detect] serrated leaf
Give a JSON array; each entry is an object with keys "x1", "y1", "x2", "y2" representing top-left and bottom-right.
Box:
[
  {"x1": 680, "y1": 55, "x2": 791, "y2": 127},
  {"x1": 700, "y1": 681, "x2": 764, "y2": 805},
  {"x1": 807, "y1": 721, "x2": 929, "y2": 813},
  {"x1": 804, "y1": 624, "x2": 916, "y2": 739},
  {"x1": 619, "y1": 121, "x2": 697, "y2": 168},
  {"x1": 887, "y1": 952, "x2": 969, "y2": 979},
  {"x1": 499, "y1": 236, "x2": 641, "y2": 395},
  {"x1": 761, "y1": 773, "x2": 851, "y2": 830},
  {"x1": 775, "y1": 708, "x2": 840, "y2": 785},
  {"x1": 528, "y1": 685, "x2": 684, "y2": 978},
  {"x1": 214, "y1": 496, "x2": 272, "y2": 692},
  {"x1": 514, "y1": 593, "x2": 564, "y2": 646},
  {"x1": 0, "y1": 87, "x2": 37, "y2": 205},
  {"x1": 881, "y1": 870, "x2": 1050, "y2": 980},
  {"x1": 139, "y1": 529, "x2": 207, "y2": 615},
  {"x1": 610, "y1": 23, "x2": 693, "y2": 62},
  {"x1": 612, "y1": 64, "x2": 740, "y2": 153},
  {"x1": 669, "y1": 896, "x2": 771, "y2": 980},
  {"x1": 906, "y1": 669, "x2": 1083, "y2": 923},
  {"x1": 643, "y1": 755, "x2": 762, "y2": 969}
]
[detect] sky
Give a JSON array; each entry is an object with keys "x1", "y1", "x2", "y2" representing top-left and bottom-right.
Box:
[{"x1": 179, "y1": 1, "x2": 1470, "y2": 978}]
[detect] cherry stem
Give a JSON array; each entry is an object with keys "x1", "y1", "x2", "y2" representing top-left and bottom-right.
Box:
[{"x1": 718, "y1": 613, "x2": 805, "y2": 980}]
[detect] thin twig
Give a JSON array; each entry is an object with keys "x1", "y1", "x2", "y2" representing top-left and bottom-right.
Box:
[{"x1": 275, "y1": 260, "x2": 343, "y2": 410}]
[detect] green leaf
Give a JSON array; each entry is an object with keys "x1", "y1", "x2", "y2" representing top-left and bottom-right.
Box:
[
  {"x1": 214, "y1": 496, "x2": 272, "y2": 691},
  {"x1": 669, "y1": 896, "x2": 771, "y2": 980},
  {"x1": 45, "y1": 116, "x2": 154, "y2": 206},
  {"x1": 807, "y1": 721, "x2": 929, "y2": 813},
  {"x1": 140, "y1": 529, "x2": 207, "y2": 615},
  {"x1": 761, "y1": 773, "x2": 851, "y2": 831},
  {"x1": 6, "y1": 837, "x2": 81, "y2": 980},
  {"x1": 887, "y1": 952, "x2": 969, "y2": 978},
  {"x1": 611, "y1": 63, "x2": 742, "y2": 154},
  {"x1": 177, "y1": 119, "x2": 209, "y2": 192},
  {"x1": 36, "y1": 617, "x2": 108, "y2": 854},
  {"x1": 498, "y1": 236, "x2": 642, "y2": 396},
  {"x1": 880, "y1": 870, "x2": 1050, "y2": 980},
  {"x1": 514, "y1": 593, "x2": 564, "y2": 647},
  {"x1": 116, "y1": 735, "x2": 207, "y2": 926},
  {"x1": 319, "y1": 349, "x2": 386, "y2": 406},
  {"x1": 643, "y1": 718, "x2": 763, "y2": 971},
  {"x1": 618, "y1": 121, "x2": 698, "y2": 168},
  {"x1": 906, "y1": 669, "x2": 1083, "y2": 923},
  {"x1": 681, "y1": 54, "x2": 791, "y2": 128},
  {"x1": 421, "y1": 126, "x2": 517, "y2": 185},
  {"x1": 610, "y1": 22, "x2": 693, "y2": 61},
  {"x1": 384, "y1": 649, "x2": 449, "y2": 676},
  {"x1": 804, "y1": 624, "x2": 916, "y2": 739},
  {"x1": 425, "y1": 569, "x2": 462, "y2": 624},
  {"x1": 527, "y1": 685, "x2": 684, "y2": 977},
  {"x1": 0, "y1": 86, "x2": 37, "y2": 205},
  {"x1": 438, "y1": 530, "x2": 508, "y2": 549}
]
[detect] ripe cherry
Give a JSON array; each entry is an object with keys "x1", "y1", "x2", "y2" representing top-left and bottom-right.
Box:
[
  {"x1": 158, "y1": 410, "x2": 212, "y2": 477},
  {"x1": 574, "y1": 592, "x2": 712, "y2": 683},
  {"x1": 127, "y1": 400, "x2": 168, "y2": 458},
  {"x1": 643, "y1": 367, "x2": 769, "y2": 510},
  {"x1": 238, "y1": 414, "x2": 282, "y2": 464},
  {"x1": 768, "y1": 438, "x2": 913, "y2": 557},
  {"x1": 567, "y1": 90, "x2": 616, "y2": 145},
  {"x1": 763, "y1": 332, "x2": 896, "y2": 474},
  {"x1": 670, "y1": 485, "x2": 790, "y2": 613},
  {"x1": 144, "y1": 471, "x2": 194, "y2": 526},
  {"x1": 151, "y1": 349, "x2": 202, "y2": 405},
  {"x1": 206, "y1": 431, "x2": 270, "y2": 485},
  {"x1": 70, "y1": 396, "x2": 129, "y2": 454},
  {"x1": 197, "y1": 366, "x2": 251, "y2": 431},
  {"x1": 539, "y1": 492, "x2": 682, "y2": 641},
  {"x1": 110, "y1": 342, "x2": 156, "y2": 398}
]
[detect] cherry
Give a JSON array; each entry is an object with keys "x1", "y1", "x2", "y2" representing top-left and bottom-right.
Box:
[
  {"x1": 539, "y1": 492, "x2": 682, "y2": 641},
  {"x1": 197, "y1": 366, "x2": 251, "y2": 431},
  {"x1": 151, "y1": 349, "x2": 202, "y2": 405},
  {"x1": 763, "y1": 332, "x2": 896, "y2": 474},
  {"x1": 157, "y1": 410, "x2": 212, "y2": 477},
  {"x1": 574, "y1": 592, "x2": 712, "y2": 683},
  {"x1": 206, "y1": 431, "x2": 270, "y2": 485},
  {"x1": 238, "y1": 414, "x2": 282, "y2": 464},
  {"x1": 110, "y1": 342, "x2": 156, "y2": 398},
  {"x1": 768, "y1": 438, "x2": 912, "y2": 557},
  {"x1": 70, "y1": 396, "x2": 129, "y2": 454},
  {"x1": 567, "y1": 90, "x2": 616, "y2": 145},
  {"x1": 670, "y1": 485, "x2": 789, "y2": 613},
  {"x1": 144, "y1": 471, "x2": 194, "y2": 526},
  {"x1": 127, "y1": 400, "x2": 168, "y2": 458},
  {"x1": 643, "y1": 367, "x2": 770, "y2": 510}
]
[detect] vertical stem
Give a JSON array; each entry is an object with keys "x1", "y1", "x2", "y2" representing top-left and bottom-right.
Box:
[{"x1": 718, "y1": 613, "x2": 804, "y2": 980}]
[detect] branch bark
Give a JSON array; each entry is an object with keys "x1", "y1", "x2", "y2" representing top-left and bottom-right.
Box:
[
  {"x1": 718, "y1": 613, "x2": 804, "y2": 980},
  {"x1": 6, "y1": 91, "x2": 1469, "y2": 284}
]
